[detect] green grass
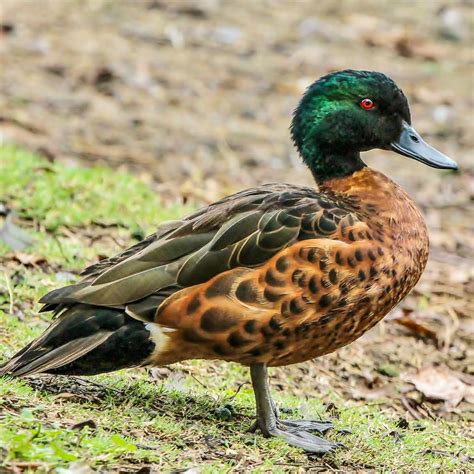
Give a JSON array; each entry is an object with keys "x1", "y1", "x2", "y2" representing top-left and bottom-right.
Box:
[
  {"x1": 0, "y1": 145, "x2": 472, "y2": 471},
  {"x1": 0, "y1": 144, "x2": 186, "y2": 232}
]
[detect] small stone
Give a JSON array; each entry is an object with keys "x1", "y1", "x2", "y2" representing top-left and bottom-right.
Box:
[
  {"x1": 214, "y1": 406, "x2": 233, "y2": 421},
  {"x1": 438, "y1": 7, "x2": 466, "y2": 42},
  {"x1": 432, "y1": 105, "x2": 451, "y2": 124},
  {"x1": 212, "y1": 26, "x2": 242, "y2": 45}
]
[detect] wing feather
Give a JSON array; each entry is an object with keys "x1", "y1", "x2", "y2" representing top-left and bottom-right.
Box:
[
  {"x1": 39, "y1": 184, "x2": 361, "y2": 321},
  {"x1": 2, "y1": 331, "x2": 113, "y2": 376}
]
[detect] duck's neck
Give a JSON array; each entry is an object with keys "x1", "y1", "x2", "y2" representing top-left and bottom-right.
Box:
[{"x1": 304, "y1": 148, "x2": 366, "y2": 182}]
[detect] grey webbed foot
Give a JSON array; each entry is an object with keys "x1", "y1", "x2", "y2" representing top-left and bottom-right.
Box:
[
  {"x1": 248, "y1": 418, "x2": 334, "y2": 435},
  {"x1": 266, "y1": 419, "x2": 341, "y2": 454},
  {"x1": 250, "y1": 364, "x2": 343, "y2": 455},
  {"x1": 279, "y1": 418, "x2": 334, "y2": 433}
]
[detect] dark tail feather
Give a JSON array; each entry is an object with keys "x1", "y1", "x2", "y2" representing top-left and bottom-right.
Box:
[{"x1": 0, "y1": 305, "x2": 155, "y2": 377}]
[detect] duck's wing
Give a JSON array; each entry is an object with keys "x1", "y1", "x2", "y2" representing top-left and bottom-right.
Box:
[
  {"x1": 40, "y1": 184, "x2": 359, "y2": 318},
  {"x1": 79, "y1": 219, "x2": 186, "y2": 280}
]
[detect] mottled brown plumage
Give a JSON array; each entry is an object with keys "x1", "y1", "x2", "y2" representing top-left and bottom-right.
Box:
[
  {"x1": 1, "y1": 70, "x2": 457, "y2": 454},
  {"x1": 148, "y1": 168, "x2": 428, "y2": 367}
]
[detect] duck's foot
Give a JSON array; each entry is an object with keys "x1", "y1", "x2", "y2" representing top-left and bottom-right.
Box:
[
  {"x1": 247, "y1": 418, "x2": 334, "y2": 436},
  {"x1": 250, "y1": 364, "x2": 342, "y2": 455},
  {"x1": 264, "y1": 420, "x2": 340, "y2": 454},
  {"x1": 279, "y1": 419, "x2": 334, "y2": 433}
]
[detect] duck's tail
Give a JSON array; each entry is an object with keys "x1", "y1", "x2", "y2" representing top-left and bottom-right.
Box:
[{"x1": 0, "y1": 304, "x2": 156, "y2": 377}]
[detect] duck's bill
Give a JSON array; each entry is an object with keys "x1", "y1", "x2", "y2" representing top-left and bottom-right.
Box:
[{"x1": 390, "y1": 121, "x2": 458, "y2": 170}]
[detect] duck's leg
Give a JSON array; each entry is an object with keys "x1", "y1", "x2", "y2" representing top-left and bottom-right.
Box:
[{"x1": 250, "y1": 363, "x2": 339, "y2": 454}]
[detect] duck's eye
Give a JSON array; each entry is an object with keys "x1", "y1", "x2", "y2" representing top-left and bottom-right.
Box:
[{"x1": 360, "y1": 98, "x2": 375, "y2": 110}]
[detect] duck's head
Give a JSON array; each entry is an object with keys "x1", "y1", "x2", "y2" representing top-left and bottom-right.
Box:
[{"x1": 291, "y1": 69, "x2": 458, "y2": 182}]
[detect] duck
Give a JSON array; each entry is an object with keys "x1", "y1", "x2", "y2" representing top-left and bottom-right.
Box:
[{"x1": 0, "y1": 70, "x2": 457, "y2": 454}]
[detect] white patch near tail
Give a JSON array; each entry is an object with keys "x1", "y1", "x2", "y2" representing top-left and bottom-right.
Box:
[
  {"x1": 144, "y1": 322, "x2": 176, "y2": 362},
  {"x1": 125, "y1": 306, "x2": 176, "y2": 364}
]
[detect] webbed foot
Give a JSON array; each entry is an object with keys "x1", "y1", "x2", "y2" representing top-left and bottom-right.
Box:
[
  {"x1": 265, "y1": 419, "x2": 340, "y2": 454},
  {"x1": 279, "y1": 418, "x2": 334, "y2": 433},
  {"x1": 250, "y1": 364, "x2": 343, "y2": 455}
]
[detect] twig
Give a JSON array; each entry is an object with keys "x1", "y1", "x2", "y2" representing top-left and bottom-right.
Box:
[
  {"x1": 228, "y1": 381, "x2": 249, "y2": 401},
  {"x1": 71, "y1": 376, "x2": 124, "y2": 394},
  {"x1": 436, "y1": 306, "x2": 459, "y2": 353},
  {"x1": 401, "y1": 396, "x2": 421, "y2": 420},
  {"x1": 188, "y1": 371, "x2": 207, "y2": 389},
  {"x1": 0, "y1": 114, "x2": 45, "y2": 134},
  {"x1": 3, "y1": 271, "x2": 14, "y2": 315},
  {"x1": 51, "y1": 234, "x2": 70, "y2": 264}
]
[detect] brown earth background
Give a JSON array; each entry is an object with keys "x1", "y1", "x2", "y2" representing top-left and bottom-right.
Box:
[{"x1": 0, "y1": 0, "x2": 473, "y2": 464}]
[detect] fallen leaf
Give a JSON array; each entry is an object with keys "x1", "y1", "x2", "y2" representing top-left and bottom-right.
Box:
[
  {"x1": 71, "y1": 419, "x2": 97, "y2": 431},
  {"x1": 393, "y1": 315, "x2": 438, "y2": 344},
  {"x1": 394, "y1": 36, "x2": 444, "y2": 61},
  {"x1": 12, "y1": 252, "x2": 46, "y2": 267},
  {"x1": 403, "y1": 367, "x2": 474, "y2": 408},
  {"x1": 351, "y1": 387, "x2": 390, "y2": 401}
]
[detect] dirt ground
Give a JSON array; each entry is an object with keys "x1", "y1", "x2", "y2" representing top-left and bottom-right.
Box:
[{"x1": 0, "y1": 0, "x2": 473, "y2": 471}]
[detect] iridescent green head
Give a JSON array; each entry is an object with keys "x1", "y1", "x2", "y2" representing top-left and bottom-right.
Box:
[{"x1": 291, "y1": 70, "x2": 457, "y2": 181}]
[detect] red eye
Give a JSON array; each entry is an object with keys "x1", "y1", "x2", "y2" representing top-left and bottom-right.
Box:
[{"x1": 360, "y1": 98, "x2": 374, "y2": 110}]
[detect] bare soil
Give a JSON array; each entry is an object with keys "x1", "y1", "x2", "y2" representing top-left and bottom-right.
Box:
[{"x1": 0, "y1": 0, "x2": 473, "y2": 471}]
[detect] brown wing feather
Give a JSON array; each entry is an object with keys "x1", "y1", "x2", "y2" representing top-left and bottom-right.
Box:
[{"x1": 40, "y1": 184, "x2": 360, "y2": 312}]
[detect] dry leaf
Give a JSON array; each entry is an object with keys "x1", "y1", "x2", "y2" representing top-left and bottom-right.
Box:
[
  {"x1": 71, "y1": 419, "x2": 97, "y2": 431},
  {"x1": 394, "y1": 315, "x2": 438, "y2": 343},
  {"x1": 351, "y1": 387, "x2": 390, "y2": 401},
  {"x1": 12, "y1": 252, "x2": 46, "y2": 267},
  {"x1": 403, "y1": 367, "x2": 474, "y2": 408}
]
